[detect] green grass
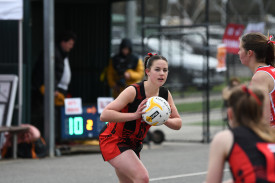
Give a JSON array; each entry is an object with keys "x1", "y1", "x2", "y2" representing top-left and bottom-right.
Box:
[
  {"x1": 211, "y1": 83, "x2": 226, "y2": 92},
  {"x1": 171, "y1": 76, "x2": 252, "y2": 97},
  {"x1": 172, "y1": 76, "x2": 251, "y2": 113},
  {"x1": 175, "y1": 99, "x2": 223, "y2": 113}
]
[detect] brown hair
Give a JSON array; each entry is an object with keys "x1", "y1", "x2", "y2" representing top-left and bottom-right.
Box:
[
  {"x1": 228, "y1": 85, "x2": 275, "y2": 142},
  {"x1": 229, "y1": 77, "x2": 241, "y2": 88},
  {"x1": 144, "y1": 54, "x2": 168, "y2": 78},
  {"x1": 241, "y1": 32, "x2": 275, "y2": 67}
]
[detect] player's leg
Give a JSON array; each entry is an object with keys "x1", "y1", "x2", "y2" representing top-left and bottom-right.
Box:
[
  {"x1": 114, "y1": 168, "x2": 133, "y2": 183},
  {"x1": 108, "y1": 149, "x2": 149, "y2": 183}
]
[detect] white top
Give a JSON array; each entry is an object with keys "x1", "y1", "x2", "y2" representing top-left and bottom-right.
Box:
[{"x1": 57, "y1": 57, "x2": 71, "y2": 91}]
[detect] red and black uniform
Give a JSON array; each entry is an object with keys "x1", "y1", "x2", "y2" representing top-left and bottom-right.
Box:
[
  {"x1": 255, "y1": 65, "x2": 275, "y2": 126},
  {"x1": 228, "y1": 126, "x2": 275, "y2": 183},
  {"x1": 99, "y1": 81, "x2": 168, "y2": 161}
]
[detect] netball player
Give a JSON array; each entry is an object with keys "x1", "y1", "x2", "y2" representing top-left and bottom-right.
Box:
[
  {"x1": 205, "y1": 85, "x2": 275, "y2": 183},
  {"x1": 99, "y1": 53, "x2": 182, "y2": 183},
  {"x1": 239, "y1": 32, "x2": 275, "y2": 125}
]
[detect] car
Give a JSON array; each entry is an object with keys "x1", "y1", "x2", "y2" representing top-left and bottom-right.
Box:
[
  {"x1": 183, "y1": 25, "x2": 224, "y2": 57},
  {"x1": 111, "y1": 37, "x2": 224, "y2": 90}
]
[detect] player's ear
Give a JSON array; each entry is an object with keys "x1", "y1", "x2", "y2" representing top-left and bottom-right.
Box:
[
  {"x1": 145, "y1": 68, "x2": 150, "y2": 76},
  {"x1": 247, "y1": 50, "x2": 253, "y2": 57},
  {"x1": 227, "y1": 107, "x2": 234, "y2": 127}
]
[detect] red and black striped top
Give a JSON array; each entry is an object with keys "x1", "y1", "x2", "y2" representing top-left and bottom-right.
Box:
[
  {"x1": 99, "y1": 81, "x2": 168, "y2": 149},
  {"x1": 228, "y1": 126, "x2": 275, "y2": 183}
]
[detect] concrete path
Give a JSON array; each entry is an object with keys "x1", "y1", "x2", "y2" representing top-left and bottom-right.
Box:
[{"x1": 0, "y1": 142, "x2": 231, "y2": 183}]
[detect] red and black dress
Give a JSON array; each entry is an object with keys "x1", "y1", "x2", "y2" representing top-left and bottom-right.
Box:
[
  {"x1": 99, "y1": 81, "x2": 168, "y2": 161},
  {"x1": 228, "y1": 126, "x2": 275, "y2": 183}
]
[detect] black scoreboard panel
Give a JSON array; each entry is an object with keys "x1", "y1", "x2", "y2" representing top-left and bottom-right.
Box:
[{"x1": 61, "y1": 105, "x2": 106, "y2": 140}]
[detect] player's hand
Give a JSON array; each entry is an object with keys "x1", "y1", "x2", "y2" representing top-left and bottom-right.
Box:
[
  {"x1": 124, "y1": 71, "x2": 130, "y2": 80},
  {"x1": 135, "y1": 99, "x2": 148, "y2": 117}
]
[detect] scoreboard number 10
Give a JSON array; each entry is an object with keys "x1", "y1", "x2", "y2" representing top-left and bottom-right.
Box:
[{"x1": 68, "y1": 117, "x2": 93, "y2": 135}]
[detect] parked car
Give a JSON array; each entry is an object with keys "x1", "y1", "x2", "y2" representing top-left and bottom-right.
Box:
[{"x1": 111, "y1": 37, "x2": 224, "y2": 90}]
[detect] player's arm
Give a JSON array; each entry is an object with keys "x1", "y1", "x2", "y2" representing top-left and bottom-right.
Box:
[
  {"x1": 100, "y1": 86, "x2": 147, "y2": 123},
  {"x1": 205, "y1": 130, "x2": 233, "y2": 183},
  {"x1": 164, "y1": 91, "x2": 182, "y2": 130},
  {"x1": 251, "y1": 72, "x2": 271, "y2": 124}
]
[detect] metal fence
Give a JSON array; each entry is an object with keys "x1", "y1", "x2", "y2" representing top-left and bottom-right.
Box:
[{"x1": 142, "y1": 24, "x2": 253, "y2": 143}]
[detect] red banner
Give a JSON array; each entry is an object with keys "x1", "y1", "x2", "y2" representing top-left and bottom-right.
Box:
[{"x1": 222, "y1": 23, "x2": 245, "y2": 54}]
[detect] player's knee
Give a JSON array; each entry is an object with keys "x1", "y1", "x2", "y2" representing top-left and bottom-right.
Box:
[
  {"x1": 134, "y1": 171, "x2": 149, "y2": 183},
  {"x1": 141, "y1": 174, "x2": 149, "y2": 183}
]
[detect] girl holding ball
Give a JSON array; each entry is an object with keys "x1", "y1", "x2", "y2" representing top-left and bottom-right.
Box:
[{"x1": 99, "y1": 53, "x2": 182, "y2": 183}]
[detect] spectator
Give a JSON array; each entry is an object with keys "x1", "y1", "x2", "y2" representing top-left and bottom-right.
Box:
[
  {"x1": 1, "y1": 124, "x2": 47, "y2": 159},
  {"x1": 31, "y1": 30, "x2": 77, "y2": 141},
  {"x1": 107, "y1": 38, "x2": 144, "y2": 98},
  {"x1": 205, "y1": 85, "x2": 275, "y2": 183},
  {"x1": 222, "y1": 77, "x2": 241, "y2": 123}
]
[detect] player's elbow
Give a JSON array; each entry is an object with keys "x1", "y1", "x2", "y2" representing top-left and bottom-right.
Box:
[
  {"x1": 175, "y1": 124, "x2": 182, "y2": 130},
  {"x1": 174, "y1": 120, "x2": 182, "y2": 130},
  {"x1": 167, "y1": 119, "x2": 182, "y2": 130},
  {"x1": 100, "y1": 112, "x2": 108, "y2": 122}
]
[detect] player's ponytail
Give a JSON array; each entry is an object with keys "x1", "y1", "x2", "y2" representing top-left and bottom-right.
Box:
[
  {"x1": 266, "y1": 41, "x2": 275, "y2": 67},
  {"x1": 228, "y1": 85, "x2": 275, "y2": 142}
]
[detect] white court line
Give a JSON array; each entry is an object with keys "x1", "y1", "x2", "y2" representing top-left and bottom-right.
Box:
[{"x1": 150, "y1": 169, "x2": 230, "y2": 181}]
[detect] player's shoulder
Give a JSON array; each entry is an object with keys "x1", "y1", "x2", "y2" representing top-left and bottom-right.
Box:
[
  {"x1": 253, "y1": 70, "x2": 272, "y2": 82},
  {"x1": 253, "y1": 70, "x2": 275, "y2": 90},
  {"x1": 207, "y1": 129, "x2": 233, "y2": 159},
  {"x1": 116, "y1": 86, "x2": 137, "y2": 103},
  {"x1": 211, "y1": 130, "x2": 233, "y2": 147},
  {"x1": 123, "y1": 85, "x2": 137, "y2": 94}
]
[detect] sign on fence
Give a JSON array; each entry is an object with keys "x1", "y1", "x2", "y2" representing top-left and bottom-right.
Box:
[{"x1": 222, "y1": 23, "x2": 245, "y2": 54}]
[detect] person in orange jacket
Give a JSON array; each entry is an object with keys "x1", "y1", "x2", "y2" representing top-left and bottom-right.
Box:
[{"x1": 107, "y1": 38, "x2": 144, "y2": 98}]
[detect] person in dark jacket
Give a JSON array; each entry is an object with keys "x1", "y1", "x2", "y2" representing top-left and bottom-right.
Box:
[
  {"x1": 31, "y1": 30, "x2": 77, "y2": 140},
  {"x1": 107, "y1": 38, "x2": 144, "y2": 98}
]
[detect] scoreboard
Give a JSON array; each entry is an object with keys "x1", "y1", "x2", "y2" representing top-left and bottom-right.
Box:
[{"x1": 60, "y1": 105, "x2": 106, "y2": 140}]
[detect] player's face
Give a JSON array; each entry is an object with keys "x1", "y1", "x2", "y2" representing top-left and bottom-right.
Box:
[
  {"x1": 238, "y1": 41, "x2": 249, "y2": 66},
  {"x1": 147, "y1": 59, "x2": 168, "y2": 86},
  {"x1": 121, "y1": 47, "x2": 130, "y2": 56},
  {"x1": 61, "y1": 39, "x2": 75, "y2": 53}
]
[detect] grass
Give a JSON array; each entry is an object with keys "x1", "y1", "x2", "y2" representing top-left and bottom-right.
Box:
[
  {"x1": 171, "y1": 76, "x2": 252, "y2": 96},
  {"x1": 172, "y1": 76, "x2": 252, "y2": 113},
  {"x1": 175, "y1": 99, "x2": 223, "y2": 113},
  {"x1": 211, "y1": 83, "x2": 226, "y2": 92}
]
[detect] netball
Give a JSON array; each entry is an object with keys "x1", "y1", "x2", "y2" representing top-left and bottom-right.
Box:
[{"x1": 142, "y1": 96, "x2": 171, "y2": 126}]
